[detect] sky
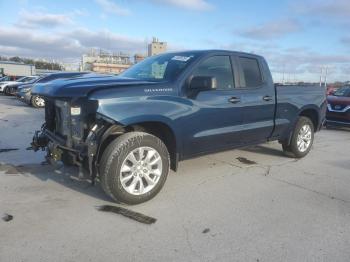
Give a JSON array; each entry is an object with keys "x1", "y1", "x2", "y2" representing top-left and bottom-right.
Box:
[{"x1": 0, "y1": 0, "x2": 349, "y2": 82}]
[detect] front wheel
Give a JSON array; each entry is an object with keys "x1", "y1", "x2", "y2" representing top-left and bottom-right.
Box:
[
  {"x1": 31, "y1": 95, "x2": 45, "y2": 108},
  {"x1": 282, "y1": 116, "x2": 314, "y2": 158},
  {"x1": 4, "y1": 86, "x2": 11, "y2": 96},
  {"x1": 99, "y1": 132, "x2": 170, "y2": 205}
]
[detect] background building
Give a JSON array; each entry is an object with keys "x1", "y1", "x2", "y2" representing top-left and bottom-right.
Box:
[
  {"x1": 90, "y1": 62, "x2": 130, "y2": 74},
  {"x1": 134, "y1": 53, "x2": 146, "y2": 63},
  {"x1": 0, "y1": 61, "x2": 35, "y2": 76},
  {"x1": 148, "y1": 37, "x2": 167, "y2": 56},
  {"x1": 81, "y1": 48, "x2": 132, "y2": 74}
]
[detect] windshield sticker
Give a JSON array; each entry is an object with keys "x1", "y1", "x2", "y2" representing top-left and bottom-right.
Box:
[{"x1": 171, "y1": 56, "x2": 193, "y2": 62}]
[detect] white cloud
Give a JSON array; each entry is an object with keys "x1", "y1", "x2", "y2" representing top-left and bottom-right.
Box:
[
  {"x1": 95, "y1": 0, "x2": 131, "y2": 16},
  {"x1": 0, "y1": 26, "x2": 146, "y2": 59},
  {"x1": 16, "y1": 11, "x2": 73, "y2": 28},
  {"x1": 238, "y1": 19, "x2": 301, "y2": 40},
  {"x1": 152, "y1": 0, "x2": 213, "y2": 11},
  {"x1": 295, "y1": 0, "x2": 350, "y2": 18},
  {"x1": 65, "y1": 28, "x2": 146, "y2": 52}
]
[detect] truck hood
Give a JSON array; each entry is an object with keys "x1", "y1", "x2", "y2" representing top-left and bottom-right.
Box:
[
  {"x1": 31, "y1": 75, "x2": 158, "y2": 98},
  {"x1": 327, "y1": 95, "x2": 350, "y2": 105}
]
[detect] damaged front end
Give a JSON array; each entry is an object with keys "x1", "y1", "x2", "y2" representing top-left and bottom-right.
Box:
[{"x1": 31, "y1": 97, "x2": 106, "y2": 184}]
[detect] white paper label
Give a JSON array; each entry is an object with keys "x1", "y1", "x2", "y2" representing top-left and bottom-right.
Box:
[
  {"x1": 171, "y1": 56, "x2": 192, "y2": 62},
  {"x1": 71, "y1": 107, "x2": 81, "y2": 116}
]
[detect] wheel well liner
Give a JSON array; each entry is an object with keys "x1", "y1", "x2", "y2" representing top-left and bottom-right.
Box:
[{"x1": 299, "y1": 108, "x2": 319, "y2": 131}]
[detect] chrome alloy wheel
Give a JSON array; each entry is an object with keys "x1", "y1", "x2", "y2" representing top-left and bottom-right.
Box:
[
  {"x1": 34, "y1": 96, "x2": 45, "y2": 107},
  {"x1": 297, "y1": 124, "x2": 312, "y2": 152},
  {"x1": 120, "y1": 146, "x2": 163, "y2": 196}
]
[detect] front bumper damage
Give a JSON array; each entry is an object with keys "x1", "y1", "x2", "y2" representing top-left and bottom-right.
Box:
[{"x1": 31, "y1": 123, "x2": 105, "y2": 184}]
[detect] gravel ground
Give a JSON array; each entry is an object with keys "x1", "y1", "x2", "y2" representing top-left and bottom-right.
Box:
[{"x1": 1, "y1": 95, "x2": 350, "y2": 262}]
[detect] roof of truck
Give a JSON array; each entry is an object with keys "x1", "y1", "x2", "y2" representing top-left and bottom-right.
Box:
[{"x1": 160, "y1": 49, "x2": 264, "y2": 59}]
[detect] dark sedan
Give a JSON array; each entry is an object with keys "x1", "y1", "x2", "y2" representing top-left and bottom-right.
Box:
[
  {"x1": 17, "y1": 72, "x2": 89, "y2": 107},
  {"x1": 326, "y1": 86, "x2": 350, "y2": 127}
]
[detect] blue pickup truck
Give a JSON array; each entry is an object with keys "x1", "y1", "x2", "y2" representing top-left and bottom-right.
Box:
[{"x1": 31, "y1": 50, "x2": 326, "y2": 204}]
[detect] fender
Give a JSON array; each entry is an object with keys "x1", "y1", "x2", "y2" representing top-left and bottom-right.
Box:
[{"x1": 90, "y1": 95, "x2": 194, "y2": 161}]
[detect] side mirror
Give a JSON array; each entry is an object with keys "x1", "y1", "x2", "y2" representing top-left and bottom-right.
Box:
[{"x1": 190, "y1": 76, "x2": 217, "y2": 91}]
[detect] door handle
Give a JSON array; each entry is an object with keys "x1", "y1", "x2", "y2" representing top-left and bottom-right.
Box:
[
  {"x1": 228, "y1": 97, "x2": 241, "y2": 103},
  {"x1": 263, "y1": 95, "x2": 273, "y2": 101}
]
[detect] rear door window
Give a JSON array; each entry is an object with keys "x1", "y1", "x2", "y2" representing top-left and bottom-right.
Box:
[{"x1": 238, "y1": 57, "x2": 263, "y2": 88}]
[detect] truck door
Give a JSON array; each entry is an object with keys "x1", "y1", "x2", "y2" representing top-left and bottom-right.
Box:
[
  {"x1": 182, "y1": 55, "x2": 245, "y2": 157},
  {"x1": 234, "y1": 56, "x2": 275, "y2": 144}
]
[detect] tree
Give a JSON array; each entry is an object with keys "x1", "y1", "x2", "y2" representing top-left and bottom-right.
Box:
[{"x1": 9, "y1": 56, "x2": 22, "y2": 63}]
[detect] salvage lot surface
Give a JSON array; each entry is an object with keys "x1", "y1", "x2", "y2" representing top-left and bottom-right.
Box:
[{"x1": 1, "y1": 95, "x2": 350, "y2": 262}]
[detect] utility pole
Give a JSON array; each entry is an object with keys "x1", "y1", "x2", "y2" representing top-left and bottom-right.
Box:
[
  {"x1": 319, "y1": 66, "x2": 329, "y2": 88},
  {"x1": 324, "y1": 66, "x2": 328, "y2": 88},
  {"x1": 319, "y1": 67, "x2": 324, "y2": 87}
]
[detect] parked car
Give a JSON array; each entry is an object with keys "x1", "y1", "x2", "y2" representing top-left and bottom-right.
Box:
[
  {"x1": 326, "y1": 86, "x2": 350, "y2": 127},
  {"x1": 17, "y1": 72, "x2": 89, "y2": 107},
  {"x1": 31, "y1": 50, "x2": 326, "y2": 204},
  {"x1": 0, "y1": 75, "x2": 36, "y2": 94},
  {"x1": 0, "y1": 75, "x2": 24, "y2": 82}
]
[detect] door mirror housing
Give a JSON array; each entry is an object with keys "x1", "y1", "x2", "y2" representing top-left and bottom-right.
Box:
[{"x1": 190, "y1": 76, "x2": 217, "y2": 91}]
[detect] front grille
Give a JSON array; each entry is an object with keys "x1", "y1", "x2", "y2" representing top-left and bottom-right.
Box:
[{"x1": 44, "y1": 98, "x2": 97, "y2": 148}]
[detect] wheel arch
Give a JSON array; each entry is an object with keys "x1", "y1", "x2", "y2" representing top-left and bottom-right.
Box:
[
  {"x1": 280, "y1": 106, "x2": 320, "y2": 146},
  {"x1": 298, "y1": 106, "x2": 320, "y2": 131},
  {"x1": 96, "y1": 119, "x2": 179, "y2": 172}
]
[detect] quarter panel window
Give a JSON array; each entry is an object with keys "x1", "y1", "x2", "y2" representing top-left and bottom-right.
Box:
[
  {"x1": 192, "y1": 56, "x2": 234, "y2": 90},
  {"x1": 239, "y1": 57, "x2": 263, "y2": 88}
]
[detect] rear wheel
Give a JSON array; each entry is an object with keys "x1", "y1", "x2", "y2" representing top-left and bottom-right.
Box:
[
  {"x1": 282, "y1": 116, "x2": 314, "y2": 158},
  {"x1": 31, "y1": 95, "x2": 45, "y2": 108},
  {"x1": 99, "y1": 132, "x2": 170, "y2": 205}
]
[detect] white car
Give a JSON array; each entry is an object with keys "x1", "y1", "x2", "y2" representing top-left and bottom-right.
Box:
[{"x1": 0, "y1": 76, "x2": 38, "y2": 94}]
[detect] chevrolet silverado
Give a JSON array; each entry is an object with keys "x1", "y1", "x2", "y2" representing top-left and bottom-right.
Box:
[{"x1": 31, "y1": 50, "x2": 326, "y2": 204}]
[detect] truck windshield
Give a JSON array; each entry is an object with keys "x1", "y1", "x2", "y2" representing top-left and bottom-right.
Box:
[{"x1": 120, "y1": 53, "x2": 198, "y2": 81}]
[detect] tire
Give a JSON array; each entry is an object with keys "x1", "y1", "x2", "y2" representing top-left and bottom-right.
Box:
[
  {"x1": 282, "y1": 116, "x2": 314, "y2": 158},
  {"x1": 4, "y1": 86, "x2": 11, "y2": 96},
  {"x1": 9, "y1": 86, "x2": 15, "y2": 95},
  {"x1": 99, "y1": 132, "x2": 170, "y2": 205},
  {"x1": 31, "y1": 95, "x2": 45, "y2": 108}
]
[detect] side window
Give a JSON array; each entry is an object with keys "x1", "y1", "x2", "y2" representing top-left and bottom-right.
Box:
[
  {"x1": 239, "y1": 57, "x2": 263, "y2": 88},
  {"x1": 192, "y1": 56, "x2": 234, "y2": 90}
]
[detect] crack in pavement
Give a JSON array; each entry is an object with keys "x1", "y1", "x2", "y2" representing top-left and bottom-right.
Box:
[
  {"x1": 205, "y1": 156, "x2": 244, "y2": 169},
  {"x1": 255, "y1": 165, "x2": 350, "y2": 204},
  {"x1": 181, "y1": 223, "x2": 202, "y2": 260},
  {"x1": 204, "y1": 156, "x2": 350, "y2": 205}
]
